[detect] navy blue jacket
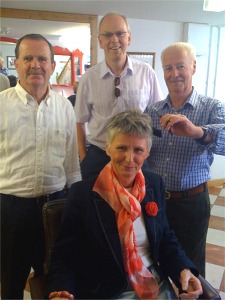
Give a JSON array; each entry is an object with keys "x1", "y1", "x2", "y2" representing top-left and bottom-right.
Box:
[{"x1": 46, "y1": 171, "x2": 198, "y2": 299}]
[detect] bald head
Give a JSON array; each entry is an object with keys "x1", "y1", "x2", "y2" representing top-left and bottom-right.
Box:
[{"x1": 0, "y1": 57, "x2": 4, "y2": 68}]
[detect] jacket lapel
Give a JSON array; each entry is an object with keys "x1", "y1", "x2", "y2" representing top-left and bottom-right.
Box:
[
  {"x1": 93, "y1": 193, "x2": 125, "y2": 273},
  {"x1": 141, "y1": 184, "x2": 158, "y2": 262}
]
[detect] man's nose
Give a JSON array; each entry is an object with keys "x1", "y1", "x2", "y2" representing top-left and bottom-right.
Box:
[
  {"x1": 171, "y1": 67, "x2": 180, "y2": 77},
  {"x1": 31, "y1": 58, "x2": 40, "y2": 68},
  {"x1": 110, "y1": 33, "x2": 120, "y2": 41}
]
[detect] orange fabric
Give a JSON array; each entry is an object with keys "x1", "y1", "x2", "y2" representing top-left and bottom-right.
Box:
[{"x1": 93, "y1": 162, "x2": 159, "y2": 299}]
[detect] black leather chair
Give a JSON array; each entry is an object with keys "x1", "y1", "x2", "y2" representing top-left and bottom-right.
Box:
[
  {"x1": 29, "y1": 199, "x2": 221, "y2": 300},
  {"x1": 29, "y1": 199, "x2": 66, "y2": 299}
]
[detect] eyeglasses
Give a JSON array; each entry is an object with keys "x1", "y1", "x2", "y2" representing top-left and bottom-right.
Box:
[
  {"x1": 99, "y1": 31, "x2": 128, "y2": 39},
  {"x1": 114, "y1": 76, "x2": 121, "y2": 98}
]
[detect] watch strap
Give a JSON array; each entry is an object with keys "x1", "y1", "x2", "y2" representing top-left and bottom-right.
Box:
[{"x1": 195, "y1": 126, "x2": 209, "y2": 144}]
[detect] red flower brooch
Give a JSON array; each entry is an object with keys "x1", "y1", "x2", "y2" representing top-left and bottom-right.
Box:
[{"x1": 145, "y1": 202, "x2": 158, "y2": 217}]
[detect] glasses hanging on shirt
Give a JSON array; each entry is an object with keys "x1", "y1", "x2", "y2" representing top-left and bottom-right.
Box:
[{"x1": 114, "y1": 76, "x2": 120, "y2": 98}]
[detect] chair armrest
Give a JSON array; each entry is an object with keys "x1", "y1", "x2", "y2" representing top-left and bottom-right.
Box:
[
  {"x1": 29, "y1": 275, "x2": 46, "y2": 299},
  {"x1": 199, "y1": 275, "x2": 221, "y2": 300}
]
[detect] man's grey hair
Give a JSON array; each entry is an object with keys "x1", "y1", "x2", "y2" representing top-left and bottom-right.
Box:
[
  {"x1": 106, "y1": 109, "x2": 153, "y2": 152},
  {"x1": 161, "y1": 42, "x2": 196, "y2": 62}
]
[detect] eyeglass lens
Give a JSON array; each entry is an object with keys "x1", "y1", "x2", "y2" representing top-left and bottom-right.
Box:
[
  {"x1": 101, "y1": 32, "x2": 127, "y2": 39},
  {"x1": 114, "y1": 76, "x2": 120, "y2": 98}
]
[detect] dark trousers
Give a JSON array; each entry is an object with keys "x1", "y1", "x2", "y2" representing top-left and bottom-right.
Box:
[
  {"x1": 166, "y1": 188, "x2": 210, "y2": 277},
  {"x1": 80, "y1": 144, "x2": 150, "y2": 180},
  {"x1": 0, "y1": 190, "x2": 67, "y2": 300}
]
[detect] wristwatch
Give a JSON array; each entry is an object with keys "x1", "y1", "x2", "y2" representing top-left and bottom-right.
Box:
[{"x1": 195, "y1": 126, "x2": 209, "y2": 144}]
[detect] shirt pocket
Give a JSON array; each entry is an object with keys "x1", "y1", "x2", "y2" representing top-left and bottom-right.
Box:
[
  {"x1": 51, "y1": 128, "x2": 67, "y2": 158},
  {"x1": 123, "y1": 89, "x2": 150, "y2": 111}
]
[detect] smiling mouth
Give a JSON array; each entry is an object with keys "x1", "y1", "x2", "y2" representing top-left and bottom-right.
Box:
[
  {"x1": 170, "y1": 79, "x2": 183, "y2": 83},
  {"x1": 111, "y1": 46, "x2": 121, "y2": 50}
]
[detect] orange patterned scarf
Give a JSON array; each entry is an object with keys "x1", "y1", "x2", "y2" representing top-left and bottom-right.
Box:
[{"x1": 93, "y1": 162, "x2": 159, "y2": 299}]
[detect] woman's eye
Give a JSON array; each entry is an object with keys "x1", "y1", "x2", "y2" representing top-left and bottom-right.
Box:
[{"x1": 117, "y1": 147, "x2": 126, "y2": 151}]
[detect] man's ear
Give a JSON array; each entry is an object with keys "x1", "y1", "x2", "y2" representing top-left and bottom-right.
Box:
[
  {"x1": 127, "y1": 33, "x2": 131, "y2": 47},
  {"x1": 98, "y1": 36, "x2": 103, "y2": 49},
  {"x1": 193, "y1": 60, "x2": 196, "y2": 75},
  {"x1": 51, "y1": 61, "x2": 56, "y2": 74},
  {"x1": 14, "y1": 58, "x2": 18, "y2": 71}
]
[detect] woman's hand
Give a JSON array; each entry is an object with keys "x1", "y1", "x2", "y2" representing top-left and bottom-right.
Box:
[
  {"x1": 51, "y1": 298, "x2": 73, "y2": 300},
  {"x1": 179, "y1": 269, "x2": 203, "y2": 299},
  {"x1": 49, "y1": 291, "x2": 74, "y2": 300}
]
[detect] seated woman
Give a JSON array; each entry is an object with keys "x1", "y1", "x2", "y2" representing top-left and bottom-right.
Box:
[{"x1": 46, "y1": 109, "x2": 202, "y2": 300}]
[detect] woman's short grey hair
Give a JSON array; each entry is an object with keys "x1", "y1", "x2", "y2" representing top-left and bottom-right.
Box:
[
  {"x1": 161, "y1": 42, "x2": 196, "y2": 62},
  {"x1": 106, "y1": 109, "x2": 153, "y2": 151}
]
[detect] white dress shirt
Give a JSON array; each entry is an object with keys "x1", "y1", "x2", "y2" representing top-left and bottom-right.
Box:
[
  {"x1": 75, "y1": 56, "x2": 163, "y2": 150},
  {"x1": 0, "y1": 83, "x2": 81, "y2": 197}
]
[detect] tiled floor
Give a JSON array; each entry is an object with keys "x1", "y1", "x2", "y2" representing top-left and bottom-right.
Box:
[
  {"x1": 206, "y1": 185, "x2": 225, "y2": 300},
  {"x1": 22, "y1": 185, "x2": 225, "y2": 299}
]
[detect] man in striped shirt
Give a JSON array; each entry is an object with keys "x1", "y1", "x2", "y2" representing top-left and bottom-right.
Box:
[{"x1": 147, "y1": 42, "x2": 225, "y2": 277}]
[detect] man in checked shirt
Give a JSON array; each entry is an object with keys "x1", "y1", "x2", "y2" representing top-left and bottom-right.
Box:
[{"x1": 147, "y1": 42, "x2": 225, "y2": 278}]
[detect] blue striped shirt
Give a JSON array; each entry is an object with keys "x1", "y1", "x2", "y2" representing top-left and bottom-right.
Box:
[{"x1": 147, "y1": 89, "x2": 225, "y2": 190}]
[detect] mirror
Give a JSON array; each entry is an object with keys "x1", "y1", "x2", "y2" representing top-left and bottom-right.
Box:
[
  {"x1": 0, "y1": 8, "x2": 98, "y2": 84},
  {"x1": 127, "y1": 52, "x2": 155, "y2": 69},
  {"x1": 53, "y1": 47, "x2": 84, "y2": 84}
]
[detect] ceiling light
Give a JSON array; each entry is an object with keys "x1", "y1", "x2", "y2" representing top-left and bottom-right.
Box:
[{"x1": 203, "y1": 0, "x2": 225, "y2": 12}]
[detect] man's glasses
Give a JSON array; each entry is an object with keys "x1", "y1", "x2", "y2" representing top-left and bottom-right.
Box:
[
  {"x1": 99, "y1": 31, "x2": 128, "y2": 39},
  {"x1": 114, "y1": 76, "x2": 120, "y2": 98}
]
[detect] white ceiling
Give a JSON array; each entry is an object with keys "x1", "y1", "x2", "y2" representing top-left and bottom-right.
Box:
[
  {"x1": 1, "y1": 0, "x2": 225, "y2": 25},
  {"x1": 1, "y1": 0, "x2": 224, "y2": 46}
]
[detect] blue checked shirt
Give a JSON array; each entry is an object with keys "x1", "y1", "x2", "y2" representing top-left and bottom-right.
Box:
[{"x1": 147, "y1": 89, "x2": 225, "y2": 191}]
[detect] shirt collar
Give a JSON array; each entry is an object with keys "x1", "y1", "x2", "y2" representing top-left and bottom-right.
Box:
[
  {"x1": 165, "y1": 87, "x2": 197, "y2": 110},
  {"x1": 15, "y1": 82, "x2": 50, "y2": 106},
  {"x1": 100, "y1": 55, "x2": 133, "y2": 79}
]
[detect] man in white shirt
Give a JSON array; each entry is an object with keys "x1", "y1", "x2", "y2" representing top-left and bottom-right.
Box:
[
  {"x1": 0, "y1": 56, "x2": 9, "y2": 76},
  {"x1": 0, "y1": 72, "x2": 10, "y2": 91},
  {"x1": 75, "y1": 12, "x2": 163, "y2": 179},
  {"x1": 0, "y1": 34, "x2": 81, "y2": 299}
]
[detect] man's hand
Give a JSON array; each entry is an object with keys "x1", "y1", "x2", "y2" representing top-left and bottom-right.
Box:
[
  {"x1": 76, "y1": 122, "x2": 87, "y2": 161},
  {"x1": 160, "y1": 114, "x2": 204, "y2": 139}
]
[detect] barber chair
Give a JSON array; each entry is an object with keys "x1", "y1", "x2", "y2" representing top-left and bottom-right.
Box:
[{"x1": 29, "y1": 199, "x2": 221, "y2": 300}]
